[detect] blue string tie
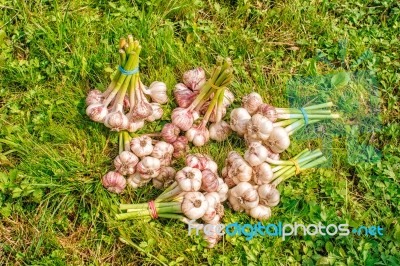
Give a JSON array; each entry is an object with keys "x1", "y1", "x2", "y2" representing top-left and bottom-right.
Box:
[
  {"x1": 299, "y1": 107, "x2": 309, "y2": 125},
  {"x1": 118, "y1": 65, "x2": 139, "y2": 75}
]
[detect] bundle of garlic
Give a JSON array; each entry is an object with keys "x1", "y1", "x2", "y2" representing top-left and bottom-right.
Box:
[
  {"x1": 102, "y1": 131, "x2": 176, "y2": 193},
  {"x1": 85, "y1": 35, "x2": 168, "y2": 132},
  {"x1": 231, "y1": 92, "x2": 339, "y2": 153},
  {"x1": 170, "y1": 57, "x2": 235, "y2": 146},
  {"x1": 225, "y1": 149, "x2": 326, "y2": 220},
  {"x1": 116, "y1": 154, "x2": 229, "y2": 248}
]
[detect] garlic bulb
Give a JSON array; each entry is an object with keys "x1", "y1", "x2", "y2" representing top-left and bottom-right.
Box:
[
  {"x1": 250, "y1": 205, "x2": 272, "y2": 220},
  {"x1": 114, "y1": 151, "x2": 139, "y2": 175},
  {"x1": 172, "y1": 136, "x2": 189, "y2": 158},
  {"x1": 209, "y1": 121, "x2": 231, "y2": 142},
  {"x1": 242, "y1": 92, "x2": 263, "y2": 115},
  {"x1": 127, "y1": 119, "x2": 144, "y2": 133},
  {"x1": 146, "y1": 103, "x2": 163, "y2": 122},
  {"x1": 257, "y1": 104, "x2": 277, "y2": 122},
  {"x1": 186, "y1": 123, "x2": 210, "y2": 146},
  {"x1": 267, "y1": 148, "x2": 280, "y2": 160},
  {"x1": 127, "y1": 172, "x2": 150, "y2": 189},
  {"x1": 147, "y1": 81, "x2": 168, "y2": 104},
  {"x1": 102, "y1": 171, "x2": 126, "y2": 193},
  {"x1": 217, "y1": 178, "x2": 229, "y2": 202},
  {"x1": 205, "y1": 192, "x2": 220, "y2": 207},
  {"x1": 244, "y1": 142, "x2": 269, "y2": 166},
  {"x1": 224, "y1": 176, "x2": 236, "y2": 188},
  {"x1": 264, "y1": 126, "x2": 290, "y2": 153},
  {"x1": 204, "y1": 158, "x2": 218, "y2": 174},
  {"x1": 258, "y1": 184, "x2": 280, "y2": 207},
  {"x1": 247, "y1": 114, "x2": 273, "y2": 141},
  {"x1": 182, "y1": 67, "x2": 206, "y2": 91},
  {"x1": 129, "y1": 94, "x2": 153, "y2": 120},
  {"x1": 161, "y1": 123, "x2": 180, "y2": 143},
  {"x1": 253, "y1": 162, "x2": 273, "y2": 185},
  {"x1": 229, "y1": 182, "x2": 259, "y2": 210},
  {"x1": 152, "y1": 166, "x2": 176, "y2": 189},
  {"x1": 175, "y1": 166, "x2": 202, "y2": 192},
  {"x1": 181, "y1": 191, "x2": 209, "y2": 220},
  {"x1": 185, "y1": 154, "x2": 207, "y2": 170},
  {"x1": 136, "y1": 156, "x2": 161, "y2": 180},
  {"x1": 202, "y1": 207, "x2": 217, "y2": 223},
  {"x1": 130, "y1": 136, "x2": 153, "y2": 158},
  {"x1": 174, "y1": 83, "x2": 196, "y2": 108},
  {"x1": 230, "y1": 108, "x2": 251, "y2": 136},
  {"x1": 171, "y1": 107, "x2": 194, "y2": 131},
  {"x1": 244, "y1": 134, "x2": 262, "y2": 146},
  {"x1": 200, "y1": 169, "x2": 219, "y2": 192},
  {"x1": 227, "y1": 151, "x2": 242, "y2": 163},
  {"x1": 86, "y1": 90, "x2": 104, "y2": 106},
  {"x1": 151, "y1": 141, "x2": 174, "y2": 158},
  {"x1": 86, "y1": 103, "x2": 108, "y2": 122},
  {"x1": 203, "y1": 192, "x2": 224, "y2": 224},
  {"x1": 228, "y1": 156, "x2": 253, "y2": 183},
  {"x1": 203, "y1": 225, "x2": 221, "y2": 248},
  {"x1": 104, "y1": 109, "x2": 129, "y2": 131}
]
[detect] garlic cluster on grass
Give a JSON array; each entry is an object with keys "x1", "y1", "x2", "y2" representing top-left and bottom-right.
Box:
[
  {"x1": 86, "y1": 35, "x2": 168, "y2": 132},
  {"x1": 170, "y1": 58, "x2": 235, "y2": 146},
  {"x1": 222, "y1": 151, "x2": 278, "y2": 220},
  {"x1": 116, "y1": 153, "x2": 229, "y2": 248},
  {"x1": 102, "y1": 133, "x2": 176, "y2": 193}
]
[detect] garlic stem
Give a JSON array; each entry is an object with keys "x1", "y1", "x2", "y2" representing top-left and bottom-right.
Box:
[
  {"x1": 215, "y1": 88, "x2": 225, "y2": 123},
  {"x1": 271, "y1": 156, "x2": 327, "y2": 186},
  {"x1": 103, "y1": 51, "x2": 136, "y2": 107},
  {"x1": 119, "y1": 131, "x2": 124, "y2": 154},
  {"x1": 128, "y1": 74, "x2": 137, "y2": 113},
  {"x1": 277, "y1": 114, "x2": 339, "y2": 119},
  {"x1": 119, "y1": 49, "x2": 126, "y2": 66},
  {"x1": 123, "y1": 131, "x2": 131, "y2": 151},
  {"x1": 276, "y1": 109, "x2": 332, "y2": 115},
  {"x1": 158, "y1": 181, "x2": 178, "y2": 196},
  {"x1": 272, "y1": 150, "x2": 324, "y2": 180},
  {"x1": 271, "y1": 150, "x2": 312, "y2": 174},
  {"x1": 273, "y1": 119, "x2": 298, "y2": 128},
  {"x1": 203, "y1": 89, "x2": 223, "y2": 123},
  {"x1": 156, "y1": 185, "x2": 182, "y2": 202}
]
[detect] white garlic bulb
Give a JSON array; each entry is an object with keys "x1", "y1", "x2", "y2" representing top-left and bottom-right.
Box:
[
  {"x1": 216, "y1": 178, "x2": 229, "y2": 202},
  {"x1": 175, "y1": 166, "x2": 202, "y2": 192},
  {"x1": 136, "y1": 156, "x2": 161, "y2": 180},
  {"x1": 247, "y1": 114, "x2": 273, "y2": 141},
  {"x1": 244, "y1": 142, "x2": 269, "y2": 166},
  {"x1": 258, "y1": 184, "x2": 280, "y2": 207},
  {"x1": 228, "y1": 156, "x2": 253, "y2": 184},
  {"x1": 253, "y1": 162, "x2": 274, "y2": 185},
  {"x1": 114, "y1": 151, "x2": 139, "y2": 176},
  {"x1": 152, "y1": 166, "x2": 176, "y2": 189},
  {"x1": 147, "y1": 81, "x2": 168, "y2": 104},
  {"x1": 264, "y1": 126, "x2": 290, "y2": 153},
  {"x1": 130, "y1": 136, "x2": 154, "y2": 158},
  {"x1": 181, "y1": 191, "x2": 209, "y2": 220},
  {"x1": 250, "y1": 205, "x2": 272, "y2": 220},
  {"x1": 230, "y1": 108, "x2": 251, "y2": 136},
  {"x1": 242, "y1": 92, "x2": 263, "y2": 115},
  {"x1": 229, "y1": 182, "x2": 259, "y2": 210},
  {"x1": 146, "y1": 103, "x2": 164, "y2": 122},
  {"x1": 209, "y1": 121, "x2": 232, "y2": 142}
]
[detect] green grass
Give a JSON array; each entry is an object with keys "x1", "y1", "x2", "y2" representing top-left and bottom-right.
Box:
[{"x1": 1, "y1": 0, "x2": 399, "y2": 265}]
